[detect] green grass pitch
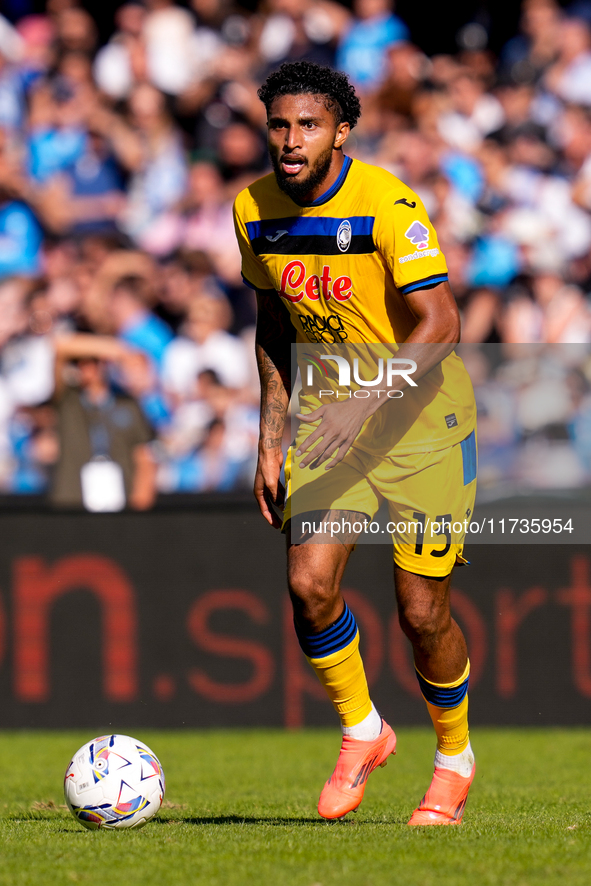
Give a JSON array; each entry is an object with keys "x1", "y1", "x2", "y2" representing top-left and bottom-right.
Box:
[{"x1": 1, "y1": 728, "x2": 591, "y2": 886}]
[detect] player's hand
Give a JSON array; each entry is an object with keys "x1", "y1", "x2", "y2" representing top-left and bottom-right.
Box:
[
  {"x1": 296, "y1": 399, "x2": 374, "y2": 469},
  {"x1": 254, "y1": 448, "x2": 285, "y2": 529}
]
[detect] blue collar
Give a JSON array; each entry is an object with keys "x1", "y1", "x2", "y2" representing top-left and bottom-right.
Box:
[{"x1": 294, "y1": 155, "x2": 353, "y2": 207}]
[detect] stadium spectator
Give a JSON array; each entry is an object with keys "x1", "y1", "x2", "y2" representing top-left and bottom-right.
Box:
[
  {"x1": 159, "y1": 367, "x2": 257, "y2": 491},
  {"x1": 0, "y1": 0, "x2": 589, "y2": 499},
  {"x1": 336, "y1": 0, "x2": 408, "y2": 90},
  {"x1": 500, "y1": 0, "x2": 561, "y2": 83},
  {"x1": 438, "y1": 69, "x2": 505, "y2": 151},
  {"x1": 156, "y1": 249, "x2": 217, "y2": 333},
  {"x1": 39, "y1": 129, "x2": 127, "y2": 237},
  {"x1": 50, "y1": 334, "x2": 156, "y2": 510},
  {"x1": 180, "y1": 41, "x2": 266, "y2": 154},
  {"x1": 15, "y1": 15, "x2": 56, "y2": 92},
  {"x1": 0, "y1": 280, "x2": 55, "y2": 408},
  {"x1": 255, "y1": 0, "x2": 347, "y2": 70},
  {"x1": 26, "y1": 76, "x2": 88, "y2": 184},
  {"x1": 545, "y1": 13, "x2": 591, "y2": 106},
  {"x1": 107, "y1": 274, "x2": 174, "y2": 366},
  {"x1": 0, "y1": 19, "x2": 27, "y2": 136},
  {"x1": 143, "y1": 0, "x2": 196, "y2": 96},
  {"x1": 53, "y1": 6, "x2": 97, "y2": 55},
  {"x1": 502, "y1": 266, "x2": 591, "y2": 343},
  {"x1": 364, "y1": 41, "x2": 428, "y2": 130},
  {"x1": 161, "y1": 289, "x2": 249, "y2": 400},
  {"x1": 183, "y1": 161, "x2": 237, "y2": 255},
  {"x1": 93, "y1": 4, "x2": 147, "y2": 101},
  {"x1": 122, "y1": 83, "x2": 188, "y2": 246},
  {"x1": 38, "y1": 237, "x2": 81, "y2": 332}
]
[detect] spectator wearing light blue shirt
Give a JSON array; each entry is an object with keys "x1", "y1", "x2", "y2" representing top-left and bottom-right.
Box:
[
  {"x1": 27, "y1": 79, "x2": 87, "y2": 183},
  {"x1": 108, "y1": 274, "x2": 173, "y2": 368},
  {"x1": 336, "y1": 0, "x2": 409, "y2": 90},
  {"x1": 0, "y1": 199, "x2": 42, "y2": 277}
]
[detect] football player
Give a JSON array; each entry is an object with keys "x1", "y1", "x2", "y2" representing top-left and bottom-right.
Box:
[{"x1": 234, "y1": 61, "x2": 477, "y2": 825}]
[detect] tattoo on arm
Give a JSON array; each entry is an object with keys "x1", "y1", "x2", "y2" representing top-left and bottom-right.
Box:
[{"x1": 255, "y1": 290, "x2": 294, "y2": 451}]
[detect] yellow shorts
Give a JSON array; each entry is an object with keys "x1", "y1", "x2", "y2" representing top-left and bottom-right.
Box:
[{"x1": 284, "y1": 428, "x2": 477, "y2": 577}]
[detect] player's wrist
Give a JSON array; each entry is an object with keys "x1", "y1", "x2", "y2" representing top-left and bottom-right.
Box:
[
  {"x1": 258, "y1": 438, "x2": 284, "y2": 458},
  {"x1": 355, "y1": 395, "x2": 382, "y2": 420}
]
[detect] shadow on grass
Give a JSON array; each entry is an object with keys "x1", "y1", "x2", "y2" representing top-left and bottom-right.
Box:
[
  {"x1": 154, "y1": 814, "x2": 405, "y2": 827},
  {"x1": 155, "y1": 815, "x2": 327, "y2": 826},
  {"x1": 4, "y1": 812, "x2": 408, "y2": 829}
]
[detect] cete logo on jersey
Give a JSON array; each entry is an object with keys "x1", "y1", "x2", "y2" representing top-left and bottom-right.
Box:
[
  {"x1": 405, "y1": 221, "x2": 430, "y2": 250},
  {"x1": 336, "y1": 219, "x2": 352, "y2": 253},
  {"x1": 280, "y1": 260, "x2": 353, "y2": 303}
]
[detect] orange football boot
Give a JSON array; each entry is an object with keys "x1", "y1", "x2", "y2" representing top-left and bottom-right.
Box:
[
  {"x1": 407, "y1": 762, "x2": 475, "y2": 826},
  {"x1": 317, "y1": 720, "x2": 397, "y2": 819}
]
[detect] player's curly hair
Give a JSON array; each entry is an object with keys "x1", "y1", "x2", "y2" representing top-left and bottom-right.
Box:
[{"x1": 258, "y1": 61, "x2": 361, "y2": 130}]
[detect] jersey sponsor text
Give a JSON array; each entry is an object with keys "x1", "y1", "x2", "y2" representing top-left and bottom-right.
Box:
[{"x1": 280, "y1": 259, "x2": 353, "y2": 303}]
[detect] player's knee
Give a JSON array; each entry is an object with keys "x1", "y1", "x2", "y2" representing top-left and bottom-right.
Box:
[
  {"x1": 288, "y1": 569, "x2": 338, "y2": 625},
  {"x1": 398, "y1": 600, "x2": 450, "y2": 646}
]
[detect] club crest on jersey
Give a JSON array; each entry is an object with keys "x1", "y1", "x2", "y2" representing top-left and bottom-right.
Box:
[
  {"x1": 405, "y1": 221, "x2": 430, "y2": 250},
  {"x1": 336, "y1": 219, "x2": 352, "y2": 253}
]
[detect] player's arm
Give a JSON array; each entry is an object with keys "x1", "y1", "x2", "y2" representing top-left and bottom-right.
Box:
[
  {"x1": 254, "y1": 288, "x2": 294, "y2": 528},
  {"x1": 297, "y1": 280, "x2": 460, "y2": 469},
  {"x1": 399, "y1": 277, "x2": 460, "y2": 350}
]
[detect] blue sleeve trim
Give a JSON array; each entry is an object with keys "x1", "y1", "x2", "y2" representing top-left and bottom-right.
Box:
[
  {"x1": 416, "y1": 669, "x2": 469, "y2": 708},
  {"x1": 399, "y1": 274, "x2": 448, "y2": 294},
  {"x1": 241, "y1": 274, "x2": 257, "y2": 290}
]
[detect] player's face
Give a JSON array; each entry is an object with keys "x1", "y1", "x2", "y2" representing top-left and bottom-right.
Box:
[{"x1": 267, "y1": 93, "x2": 349, "y2": 202}]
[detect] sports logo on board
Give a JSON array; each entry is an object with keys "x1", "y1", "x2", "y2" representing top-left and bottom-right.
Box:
[
  {"x1": 336, "y1": 219, "x2": 352, "y2": 253},
  {"x1": 404, "y1": 221, "x2": 430, "y2": 250}
]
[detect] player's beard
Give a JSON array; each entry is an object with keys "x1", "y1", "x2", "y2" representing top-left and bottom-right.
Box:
[{"x1": 271, "y1": 144, "x2": 334, "y2": 202}]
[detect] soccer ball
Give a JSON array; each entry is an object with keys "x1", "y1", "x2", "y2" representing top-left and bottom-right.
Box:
[{"x1": 64, "y1": 734, "x2": 165, "y2": 830}]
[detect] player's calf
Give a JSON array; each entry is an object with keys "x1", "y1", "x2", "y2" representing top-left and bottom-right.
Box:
[
  {"x1": 294, "y1": 602, "x2": 396, "y2": 818},
  {"x1": 288, "y1": 545, "x2": 396, "y2": 818}
]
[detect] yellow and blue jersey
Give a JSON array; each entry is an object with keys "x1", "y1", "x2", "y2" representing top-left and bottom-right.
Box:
[
  {"x1": 233, "y1": 155, "x2": 476, "y2": 454},
  {"x1": 234, "y1": 156, "x2": 450, "y2": 342}
]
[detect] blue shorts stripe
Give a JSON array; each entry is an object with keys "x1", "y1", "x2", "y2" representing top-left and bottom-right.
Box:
[
  {"x1": 416, "y1": 670, "x2": 469, "y2": 708},
  {"x1": 296, "y1": 604, "x2": 358, "y2": 658},
  {"x1": 460, "y1": 430, "x2": 477, "y2": 485}
]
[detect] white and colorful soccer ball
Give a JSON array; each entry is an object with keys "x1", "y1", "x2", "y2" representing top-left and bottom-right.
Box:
[{"x1": 64, "y1": 734, "x2": 165, "y2": 830}]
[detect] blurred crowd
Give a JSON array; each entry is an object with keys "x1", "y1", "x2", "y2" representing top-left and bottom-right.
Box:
[
  {"x1": 462, "y1": 343, "x2": 591, "y2": 496},
  {"x1": 0, "y1": 0, "x2": 590, "y2": 505}
]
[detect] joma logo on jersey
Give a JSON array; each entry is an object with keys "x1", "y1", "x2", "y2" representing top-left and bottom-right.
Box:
[{"x1": 280, "y1": 260, "x2": 353, "y2": 303}]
